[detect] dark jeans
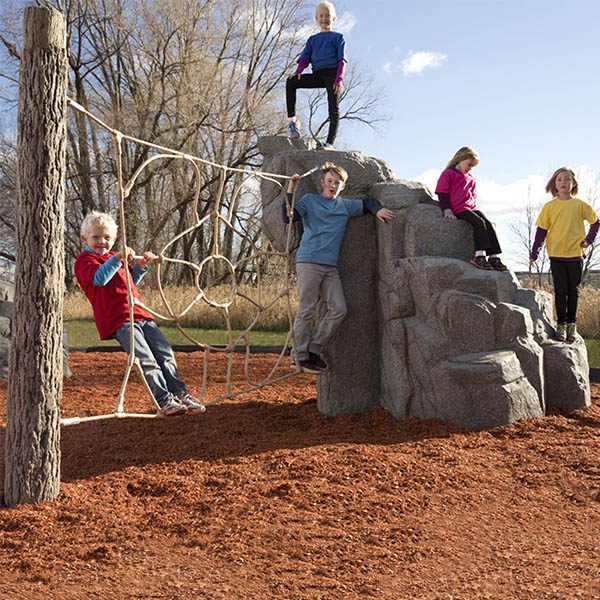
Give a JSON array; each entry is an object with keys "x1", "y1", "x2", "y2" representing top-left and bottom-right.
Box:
[
  {"x1": 286, "y1": 67, "x2": 339, "y2": 144},
  {"x1": 550, "y1": 259, "x2": 583, "y2": 324},
  {"x1": 455, "y1": 209, "x2": 502, "y2": 255},
  {"x1": 114, "y1": 319, "x2": 187, "y2": 406}
]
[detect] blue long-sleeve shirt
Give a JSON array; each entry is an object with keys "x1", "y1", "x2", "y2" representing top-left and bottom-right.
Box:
[
  {"x1": 85, "y1": 246, "x2": 147, "y2": 286},
  {"x1": 281, "y1": 192, "x2": 384, "y2": 266},
  {"x1": 299, "y1": 31, "x2": 346, "y2": 72}
]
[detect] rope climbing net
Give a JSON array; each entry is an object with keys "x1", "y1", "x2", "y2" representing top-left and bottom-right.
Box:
[{"x1": 61, "y1": 98, "x2": 313, "y2": 426}]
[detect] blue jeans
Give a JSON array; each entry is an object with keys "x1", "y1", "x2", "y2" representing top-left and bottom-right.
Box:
[{"x1": 114, "y1": 320, "x2": 186, "y2": 405}]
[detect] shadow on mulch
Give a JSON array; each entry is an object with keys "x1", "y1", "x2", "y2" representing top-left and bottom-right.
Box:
[{"x1": 0, "y1": 398, "x2": 466, "y2": 489}]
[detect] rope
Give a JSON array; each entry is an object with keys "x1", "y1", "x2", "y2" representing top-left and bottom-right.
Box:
[{"x1": 62, "y1": 98, "x2": 316, "y2": 425}]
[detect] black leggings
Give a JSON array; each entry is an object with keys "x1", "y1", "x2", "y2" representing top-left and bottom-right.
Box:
[
  {"x1": 455, "y1": 209, "x2": 502, "y2": 255},
  {"x1": 550, "y1": 259, "x2": 583, "y2": 324},
  {"x1": 286, "y1": 67, "x2": 339, "y2": 145}
]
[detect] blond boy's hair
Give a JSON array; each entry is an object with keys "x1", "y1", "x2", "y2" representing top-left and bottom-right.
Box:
[
  {"x1": 320, "y1": 161, "x2": 348, "y2": 183},
  {"x1": 446, "y1": 146, "x2": 479, "y2": 170},
  {"x1": 315, "y1": 1, "x2": 336, "y2": 20},
  {"x1": 80, "y1": 211, "x2": 118, "y2": 239},
  {"x1": 545, "y1": 167, "x2": 579, "y2": 196}
]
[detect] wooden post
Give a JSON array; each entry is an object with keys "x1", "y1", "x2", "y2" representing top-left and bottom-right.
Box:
[{"x1": 4, "y1": 7, "x2": 67, "y2": 506}]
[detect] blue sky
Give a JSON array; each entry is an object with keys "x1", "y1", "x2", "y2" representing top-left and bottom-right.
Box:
[
  {"x1": 2, "y1": 0, "x2": 599, "y2": 268},
  {"x1": 325, "y1": 0, "x2": 600, "y2": 267}
]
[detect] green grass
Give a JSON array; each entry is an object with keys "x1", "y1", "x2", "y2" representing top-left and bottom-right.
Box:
[
  {"x1": 584, "y1": 338, "x2": 600, "y2": 369},
  {"x1": 65, "y1": 319, "x2": 600, "y2": 367},
  {"x1": 65, "y1": 319, "x2": 289, "y2": 348}
]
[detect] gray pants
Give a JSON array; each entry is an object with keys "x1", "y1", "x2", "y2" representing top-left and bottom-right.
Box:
[{"x1": 294, "y1": 263, "x2": 347, "y2": 361}]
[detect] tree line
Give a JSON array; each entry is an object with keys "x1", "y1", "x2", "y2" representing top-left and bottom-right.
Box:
[{"x1": 0, "y1": 0, "x2": 384, "y2": 287}]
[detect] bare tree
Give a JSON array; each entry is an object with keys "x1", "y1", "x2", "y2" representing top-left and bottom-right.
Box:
[
  {"x1": 5, "y1": 6, "x2": 67, "y2": 507},
  {"x1": 1, "y1": 0, "x2": 388, "y2": 289},
  {"x1": 305, "y1": 62, "x2": 389, "y2": 144},
  {"x1": 578, "y1": 171, "x2": 600, "y2": 283},
  {"x1": 508, "y1": 185, "x2": 548, "y2": 288}
]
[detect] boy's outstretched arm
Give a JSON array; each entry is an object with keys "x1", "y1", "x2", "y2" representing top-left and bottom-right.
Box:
[
  {"x1": 375, "y1": 208, "x2": 396, "y2": 223},
  {"x1": 282, "y1": 174, "x2": 302, "y2": 224},
  {"x1": 131, "y1": 251, "x2": 163, "y2": 285},
  {"x1": 92, "y1": 246, "x2": 135, "y2": 287},
  {"x1": 137, "y1": 251, "x2": 162, "y2": 268},
  {"x1": 287, "y1": 173, "x2": 301, "y2": 194},
  {"x1": 362, "y1": 198, "x2": 395, "y2": 223}
]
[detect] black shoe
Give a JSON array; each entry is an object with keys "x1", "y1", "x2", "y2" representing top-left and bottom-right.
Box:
[
  {"x1": 298, "y1": 358, "x2": 324, "y2": 374},
  {"x1": 309, "y1": 352, "x2": 328, "y2": 370},
  {"x1": 488, "y1": 256, "x2": 508, "y2": 271},
  {"x1": 469, "y1": 256, "x2": 493, "y2": 270}
]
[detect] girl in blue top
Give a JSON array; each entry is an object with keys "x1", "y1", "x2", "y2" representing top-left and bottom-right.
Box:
[{"x1": 286, "y1": 1, "x2": 346, "y2": 149}]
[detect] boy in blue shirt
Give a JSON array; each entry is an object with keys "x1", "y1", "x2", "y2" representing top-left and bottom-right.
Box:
[{"x1": 283, "y1": 162, "x2": 395, "y2": 373}]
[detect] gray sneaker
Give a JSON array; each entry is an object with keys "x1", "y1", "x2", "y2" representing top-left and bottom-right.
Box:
[
  {"x1": 158, "y1": 394, "x2": 187, "y2": 416},
  {"x1": 177, "y1": 393, "x2": 206, "y2": 414}
]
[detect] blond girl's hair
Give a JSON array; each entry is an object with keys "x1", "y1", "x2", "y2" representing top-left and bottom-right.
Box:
[
  {"x1": 315, "y1": 1, "x2": 336, "y2": 20},
  {"x1": 320, "y1": 161, "x2": 348, "y2": 183},
  {"x1": 446, "y1": 146, "x2": 479, "y2": 170},
  {"x1": 545, "y1": 167, "x2": 578, "y2": 196},
  {"x1": 80, "y1": 211, "x2": 118, "y2": 239}
]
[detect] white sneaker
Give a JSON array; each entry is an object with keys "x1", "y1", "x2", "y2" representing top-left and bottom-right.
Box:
[{"x1": 177, "y1": 393, "x2": 205, "y2": 414}]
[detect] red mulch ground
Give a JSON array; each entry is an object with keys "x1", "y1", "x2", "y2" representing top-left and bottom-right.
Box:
[{"x1": 0, "y1": 351, "x2": 599, "y2": 599}]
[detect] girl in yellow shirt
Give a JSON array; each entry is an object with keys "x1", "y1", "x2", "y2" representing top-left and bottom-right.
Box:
[{"x1": 530, "y1": 167, "x2": 598, "y2": 342}]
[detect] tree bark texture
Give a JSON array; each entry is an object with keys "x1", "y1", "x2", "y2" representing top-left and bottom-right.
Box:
[{"x1": 5, "y1": 7, "x2": 67, "y2": 506}]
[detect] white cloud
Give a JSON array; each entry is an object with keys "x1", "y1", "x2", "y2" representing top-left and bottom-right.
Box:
[
  {"x1": 335, "y1": 12, "x2": 358, "y2": 35},
  {"x1": 401, "y1": 51, "x2": 447, "y2": 76},
  {"x1": 382, "y1": 61, "x2": 393, "y2": 74}
]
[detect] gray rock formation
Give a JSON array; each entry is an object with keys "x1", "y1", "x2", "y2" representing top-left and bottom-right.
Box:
[
  {"x1": 259, "y1": 136, "x2": 590, "y2": 429},
  {"x1": 0, "y1": 279, "x2": 72, "y2": 380},
  {"x1": 0, "y1": 280, "x2": 14, "y2": 379}
]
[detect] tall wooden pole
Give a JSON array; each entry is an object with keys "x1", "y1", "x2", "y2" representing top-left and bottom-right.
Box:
[{"x1": 4, "y1": 7, "x2": 67, "y2": 506}]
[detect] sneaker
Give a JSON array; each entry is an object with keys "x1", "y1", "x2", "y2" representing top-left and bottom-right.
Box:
[
  {"x1": 488, "y1": 256, "x2": 508, "y2": 272},
  {"x1": 566, "y1": 323, "x2": 577, "y2": 343},
  {"x1": 309, "y1": 352, "x2": 328, "y2": 370},
  {"x1": 298, "y1": 358, "x2": 325, "y2": 374},
  {"x1": 287, "y1": 120, "x2": 301, "y2": 139},
  {"x1": 157, "y1": 394, "x2": 187, "y2": 416},
  {"x1": 177, "y1": 393, "x2": 205, "y2": 414},
  {"x1": 317, "y1": 141, "x2": 334, "y2": 150},
  {"x1": 469, "y1": 256, "x2": 493, "y2": 270},
  {"x1": 554, "y1": 323, "x2": 566, "y2": 342}
]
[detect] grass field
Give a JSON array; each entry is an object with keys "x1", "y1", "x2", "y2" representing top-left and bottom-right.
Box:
[
  {"x1": 63, "y1": 285, "x2": 600, "y2": 366},
  {"x1": 584, "y1": 338, "x2": 600, "y2": 369},
  {"x1": 64, "y1": 319, "x2": 288, "y2": 348},
  {"x1": 65, "y1": 319, "x2": 600, "y2": 368}
]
